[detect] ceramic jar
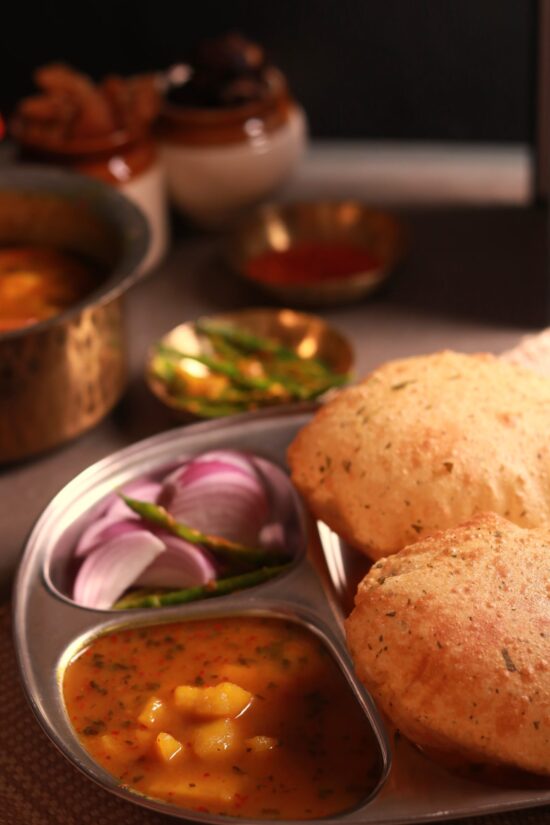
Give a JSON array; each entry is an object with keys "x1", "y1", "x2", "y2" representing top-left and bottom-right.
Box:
[{"x1": 157, "y1": 68, "x2": 306, "y2": 227}]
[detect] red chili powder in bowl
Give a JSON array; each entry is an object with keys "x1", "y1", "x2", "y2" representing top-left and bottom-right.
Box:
[{"x1": 245, "y1": 241, "x2": 381, "y2": 286}]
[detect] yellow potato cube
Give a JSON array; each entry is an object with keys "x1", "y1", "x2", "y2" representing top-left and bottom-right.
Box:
[
  {"x1": 100, "y1": 728, "x2": 153, "y2": 761},
  {"x1": 174, "y1": 681, "x2": 252, "y2": 719},
  {"x1": 173, "y1": 684, "x2": 201, "y2": 712},
  {"x1": 244, "y1": 735, "x2": 278, "y2": 752},
  {"x1": 137, "y1": 696, "x2": 167, "y2": 728},
  {"x1": 100, "y1": 733, "x2": 128, "y2": 761},
  {"x1": 192, "y1": 718, "x2": 239, "y2": 759},
  {"x1": 155, "y1": 731, "x2": 183, "y2": 762},
  {"x1": 195, "y1": 682, "x2": 252, "y2": 718},
  {"x1": 147, "y1": 773, "x2": 243, "y2": 805}
]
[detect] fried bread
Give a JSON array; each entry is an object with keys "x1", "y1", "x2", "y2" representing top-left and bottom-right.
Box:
[
  {"x1": 288, "y1": 351, "x2": 550, "y2": 559},
  {"x1": 345, "y1": 513, "x2": 550, "y2": 777}
]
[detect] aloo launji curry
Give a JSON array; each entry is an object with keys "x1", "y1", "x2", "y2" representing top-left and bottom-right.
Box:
[
  {"x1": 63, "y1": 616, "x2": 380, "y2": 819},
  {"x1": 0, "y1": 246, "x2": 99, "y2": 332}
]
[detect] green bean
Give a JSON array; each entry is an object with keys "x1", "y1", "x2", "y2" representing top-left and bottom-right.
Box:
[
  {"x1": 113, "y1": 565, "x2": 290, "y2": 609},
  {"x1": 156, "y1": 344, "x2": 273, "y2": 391},
  {"x1": 121, "y1": 496, "x2": 289, "y2": 567},
  {"x1": 195, "y1": 320, "x2": 298, "y2": 360}
]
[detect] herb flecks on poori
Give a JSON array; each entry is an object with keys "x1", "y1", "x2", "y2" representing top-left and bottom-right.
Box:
[
  {"x1": 346, "y1": 513, "x2": 550, "y2": 778},
  {"x1": 71, "y1": 450, "x2": 302, "y2": 610},
  {"x1": 63, "y1": 617, "x2": 380, "y2": 819},
  {"x1": 288, "y1": 350, "x2": 550, "y2": 560}
]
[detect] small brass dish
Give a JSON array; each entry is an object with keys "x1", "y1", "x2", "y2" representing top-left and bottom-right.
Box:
[
  {"x1": 225, "y1": 200, "x2": 403, "y2": 307},
  {"x1": 146, "y1": 307, "x2": 354, "y2": 418}
]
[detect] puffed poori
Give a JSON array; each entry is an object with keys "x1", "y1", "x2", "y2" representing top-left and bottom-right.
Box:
[
  {"x1": 288, "y1": 351, "x2": 550, "y2": 559},
  {"x1": 346, "y1": 513, "x2": 550, "y2": 777}
]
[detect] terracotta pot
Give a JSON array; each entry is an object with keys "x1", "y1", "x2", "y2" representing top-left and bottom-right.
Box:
[{"x1": 157, "y1": 68, "x2": 307, "y2": 227}]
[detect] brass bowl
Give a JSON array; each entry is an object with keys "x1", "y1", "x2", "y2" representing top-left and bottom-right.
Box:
[
  {"x1": 146, "y1": 307, "x2": 354, "y2": 418},
  {"x1": 0, "y1": 166, "x2": 149, "y2": 462},
  {"x1": 225, "y1": 200, "x2": 403, "y2": 306}
]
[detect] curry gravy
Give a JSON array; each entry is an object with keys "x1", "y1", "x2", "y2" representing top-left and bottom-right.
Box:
[
  {"x1": 0, "y1": 246, "x2": 100, "y2": 332},
  {"x1": 63, "y1": 616, "x2": 380, "y2": 819}
]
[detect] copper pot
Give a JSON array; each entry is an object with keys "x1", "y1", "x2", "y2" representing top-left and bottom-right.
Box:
[{"x1": 0, "y1": 166, "x2": 149, "y2": 462}]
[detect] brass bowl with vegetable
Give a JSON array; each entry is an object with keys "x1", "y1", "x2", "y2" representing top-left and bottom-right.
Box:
[{"x1": 146, "y1": 307, "x2": 354, "y2": 418}]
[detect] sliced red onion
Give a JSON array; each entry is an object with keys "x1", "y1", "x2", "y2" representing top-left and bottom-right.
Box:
[
  {"x1": 135, "y1": 532, "x2": 216, "y2": 588},
  {"x1": 251, "y1": 455, "x2": 306, "y2": 556},
  {"x1": 180, "y1": 449, "x2": 257, "y2": 474},
  {"x1": 160, "y1": 452, "x2": 269, "y2": 545},
  {"x1": 75, "y1": 517, "x2": 139, "y2": 558},
  {"x1": 251, "y1": 456, "x2": 296, "y2": 522},
  {"x1": 159, "y1": 450, "x2": 254, "y2": 497},
  {"x1": 73, "y1": 530, "x2": 165, "y2": 609},
  {"x1": 71, "y1": 449, "x2": 304, "y2": 610}
]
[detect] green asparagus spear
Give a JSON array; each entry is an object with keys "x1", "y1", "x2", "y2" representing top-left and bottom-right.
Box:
[
  {"x1": 155, "y1": 346, "x2": 301, "y2": 400},
  {"x1": 156, "y1": 344, "x2": 340, "y2": 400},
  {"x1": 195, "y1": 321, "x2": 300, "y2": 361},
  {"x1": 113, "y1": 564, "x2": 290, "y2": 609},
  {"x1": 150, "y1": 354, "x2": 177, "y2": 384},
  {"x1": 196, "y1": 322, "x2": 350, "y2": 384},
  {"x1": 151, "y1": 357, "x2": 281, "y2": 411},
  {"x1": 208, "y1": 332, "x2": 247, "y2": 362},
  {"x1": 121, "y1": 495, "x2": 289, "y2": 567},
  {"x1": 203, "y1": 325, "x2": 333, "y2": 379},
  {"x1": 156, "y1": 344, "x2": 274, "y2": 391}
]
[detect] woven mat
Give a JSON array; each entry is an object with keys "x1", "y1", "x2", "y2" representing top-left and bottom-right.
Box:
[{"x1": 1, "y1": 604, "x2": 548, "y2": 825}]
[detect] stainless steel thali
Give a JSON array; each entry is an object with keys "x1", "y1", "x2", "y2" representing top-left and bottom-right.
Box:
[{"x1": 13, "y1": 406, "x2": 550, "y2": 824}]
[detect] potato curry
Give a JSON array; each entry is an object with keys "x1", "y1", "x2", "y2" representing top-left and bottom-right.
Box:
[
  {"x1": 0, "y1": 246, "x2": 98, "y2": 332},
  {"x1": 63, "y1": 616, "x2": 380, "y2": 819}
]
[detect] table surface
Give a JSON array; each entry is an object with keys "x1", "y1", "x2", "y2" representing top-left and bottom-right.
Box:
[{"x1": 1, "y1": 200, "x2": 549, "y2": 825}]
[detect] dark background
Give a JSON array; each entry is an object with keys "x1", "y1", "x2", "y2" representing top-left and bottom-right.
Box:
[{"x1": 0, "y1": 0, "x2": 537, "y2": 143}]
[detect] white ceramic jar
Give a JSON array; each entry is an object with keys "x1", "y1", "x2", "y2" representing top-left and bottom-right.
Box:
[{"x1": 158, "y1": 69, "x2": 307, "y2": 227}]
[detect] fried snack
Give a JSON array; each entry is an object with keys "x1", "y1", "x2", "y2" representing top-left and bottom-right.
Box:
[
  {"x1": 288, "y1": 350, "x2": 550, "y2": 559},
  {"x1": 345, "y1": 513, "x2": 550, "y2": 777},
  {"x1": 34, "y1": 63, "x2": 115, "y2": 136},
  {"x1": 102, "y1": 74, "x2": 160, "y2": 132},
  {"x1": 13, "y1": 63, "x2": 161, "y2": 147}
]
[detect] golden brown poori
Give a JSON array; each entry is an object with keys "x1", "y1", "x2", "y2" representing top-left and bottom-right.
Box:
[
  {"x1": 288, "y1": 350, "x2": 550, "y2": 559},
  {"x1": 345, "y1": 513, "x2": 550, "y2": 777}
]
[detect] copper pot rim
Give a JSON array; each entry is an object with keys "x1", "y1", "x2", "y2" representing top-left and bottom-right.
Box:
[{"x1": 0, "y1": 164, "x2": 150, "y2": 342}]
